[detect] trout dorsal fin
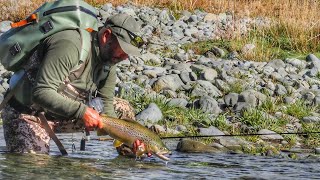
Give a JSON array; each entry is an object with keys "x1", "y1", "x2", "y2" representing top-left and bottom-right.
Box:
[{"x1": 100, "y1": 114, "x2": 141, "y2": 124}]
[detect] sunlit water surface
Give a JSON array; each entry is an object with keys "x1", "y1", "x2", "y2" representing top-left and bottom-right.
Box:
[{"x1": 0, "y1": 128, "x2": 319, "y2": 179}]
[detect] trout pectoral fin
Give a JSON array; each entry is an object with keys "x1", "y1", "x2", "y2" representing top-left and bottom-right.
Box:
[
  {"x1": 113, "y1": 139, "x2": 123, "y2": 147},
  {"x1": 96, "y1": 128, "x2": 108, "y2": 136}
]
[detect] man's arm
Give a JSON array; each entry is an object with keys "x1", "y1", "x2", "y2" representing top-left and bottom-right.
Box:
[
  {"x1": 98, "y1": 65, "x2": 117, "y2": 118},
  {"x1": 32, "y1": 31, "x2": 86, "y2": 119}
]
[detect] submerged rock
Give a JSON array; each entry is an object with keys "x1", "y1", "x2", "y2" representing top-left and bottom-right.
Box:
[{"x1": 176, "y1": 139, "x2": 221, "y2": 153}]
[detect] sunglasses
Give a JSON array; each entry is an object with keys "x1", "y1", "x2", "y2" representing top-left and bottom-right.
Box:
[{"x1": 109, "y1": 25, "x2": 145, "y2": 48}]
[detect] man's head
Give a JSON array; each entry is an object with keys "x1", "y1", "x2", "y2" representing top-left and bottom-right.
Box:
[{"x1": 98, "y1": 14, "x2": 144, "y2": 64}]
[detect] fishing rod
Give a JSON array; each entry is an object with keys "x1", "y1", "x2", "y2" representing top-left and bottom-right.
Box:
[
  {"x1": 159, "y1": 131, "x2": 320, "y2": 139},
  {"x1": 91, "y1": 131, "x2": 320, "y2": 141}
]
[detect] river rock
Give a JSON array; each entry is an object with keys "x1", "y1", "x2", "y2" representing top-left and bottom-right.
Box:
[
  {"x1": 266, "y1": 59, "x2": 286, "y2": 69},
  {"x1": 190, "y1": 64, "x2": 209, "y2": 72},
  {"x1": 302, "y1": 116, "x2": 320, "y2": 123},
  {"x1": 200, "y1": 68, "x2": 218, "y2": 81},
  {"x1": 238, "y1": 90, "x2": 258, "y2": 107},
  {"x1": 174, "y1": 52, "x2": 189, "y2": 61},
  {"x1": 275, "y1": 83, "x2": 288, "y2": 96},
  {"x1": 314, "y1": 96, "x2": 320, "y2": 106},
  {"x1": 159, "y1": 9, "x2": 174, "y2": 24},
  {"x1": 141, "y1": 52, "x2": 162, "y2": 65},
  {"x1": 168, "y1": 98, "x2": 188, "y2": 108},
  {"x1": 198, "y1": 126, "x2": 224, "y2": 137},
  {"x1": 286, "y1": 58, "x2": 307, "y2": 69},
  {"x1": 218, "y1": 137, "x2": 249, "y2": 151},
  {"x1": 143, "y1": 66, "x2": 166, "y2": 78},
  {"x1": 224, "y1": 93, "x2": 239, "y2": 107},
  {"x1": 234, "y1": 102, "x2": 251, "y2": 112},
  {"x1": 176, "y1": 139, "x2": 220, "y2": 153},
  {"x1": 179, "y1": 71, "x2": 192, "y2": 83},
  {"x1": 191, "y1": 80, "x2": 222, "y2": 98},
  {"x1": 258, "y1": 129, "x2": 284, "y2": 141},
  {"x1": 153, "y1": 74, "x2": 185, "y2": 91},
  {"x1": 149, "y1": 124, "x2": 166, "y2": 134},
  {"x1": 210, "y1": 46, "x2": 225, "y2": 57},
  {"x1": 198, "y1": 95, "x2": 222, "y2": 114},
  {"x1": 215, "y1": 79, "x2": 230, "y2": 92},
  {"x1": 171, "y1": 63, "x2": 192, "y2": 72},
  {"x1": 306, "y1": 54, "x2": 320, "y2": 71},
  {"x1": 136, "y1": 103, "x2": 163, "y2": 123}
]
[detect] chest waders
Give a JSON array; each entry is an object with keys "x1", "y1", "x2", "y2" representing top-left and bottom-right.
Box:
[{"x1": 0, "y1": 0, "x2": 98, "y2": 155}]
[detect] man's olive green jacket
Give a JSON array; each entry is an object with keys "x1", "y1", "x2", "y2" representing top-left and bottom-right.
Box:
[{"x1": 15, "y1": 30, "x2": 117, "y2": 120}]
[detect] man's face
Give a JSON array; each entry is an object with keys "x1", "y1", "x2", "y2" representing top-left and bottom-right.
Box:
[{"x1": 99, "y1": 29, "x2": 129, "y2": 64}]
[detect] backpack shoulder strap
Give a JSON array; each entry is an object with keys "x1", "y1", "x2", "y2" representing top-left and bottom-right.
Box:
[
  {"x1": 67, "y1": 30, "x2": 92, "y2": 82},
  {"x1": 79, "y1": 29, "x2": 92, "y2": 63}
]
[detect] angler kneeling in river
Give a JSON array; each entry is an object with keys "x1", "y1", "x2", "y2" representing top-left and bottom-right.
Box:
[{"x1": 1, "y1": 13, "x2": 147, "y2": 157}]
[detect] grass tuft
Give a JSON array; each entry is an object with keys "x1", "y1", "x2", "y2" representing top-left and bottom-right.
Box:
[
  {"x1": 285, "y1": 100, "x2": 313, "y2": 120},
  {"x1": 301, "y1": 122, "x2": 320, "y2": 148},
  {"x1": 239, "y1": 108, "x2": 288, "y2": 133}
]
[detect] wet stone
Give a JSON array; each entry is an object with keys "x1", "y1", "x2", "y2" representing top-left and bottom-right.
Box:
[{"x1": 176, "y1": 139, "x2": 220, "y2": 153}]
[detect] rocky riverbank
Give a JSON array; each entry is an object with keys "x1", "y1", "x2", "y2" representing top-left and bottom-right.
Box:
[{"x1": 0, "y1": 3, "x2": 319, "y2": 158}]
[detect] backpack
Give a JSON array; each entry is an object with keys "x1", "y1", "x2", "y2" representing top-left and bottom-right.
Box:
[{"x1": 0, "y1": 0, "x2": 98, "y2": 72}]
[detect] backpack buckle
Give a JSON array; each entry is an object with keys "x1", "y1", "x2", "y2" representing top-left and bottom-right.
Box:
[
  {"x1": 9, "y1": 42, "x2": 21, "y2": 56},
  {"x1": 41, "y1": 21, "x2": 54, "y2": 34}
]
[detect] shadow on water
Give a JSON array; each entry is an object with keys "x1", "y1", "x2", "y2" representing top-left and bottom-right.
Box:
[{"x1": 0, "y1": 129, "x2": 319, "y2": 179}]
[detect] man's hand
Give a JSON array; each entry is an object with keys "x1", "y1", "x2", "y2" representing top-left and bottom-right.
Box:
[
  {"x1": 82, "y1": 107, "x2": 103, "y2": 130},
  {"x1": 132, "y1": 139, "x2": 152, "y2": 157}
]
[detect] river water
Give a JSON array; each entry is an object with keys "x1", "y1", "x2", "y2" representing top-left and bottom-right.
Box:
[{"x1": 0, "y1": 128, "x2": 319, "y2": 179}]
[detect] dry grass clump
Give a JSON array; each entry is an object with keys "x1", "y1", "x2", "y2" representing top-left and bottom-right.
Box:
[{"x1": 0, "y1": 0, "x2": 45, "y2": 22}]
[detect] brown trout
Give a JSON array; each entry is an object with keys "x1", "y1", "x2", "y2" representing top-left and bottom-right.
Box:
[{"x1": 97, "y1": 115, "x2": 171, "y2": 161}]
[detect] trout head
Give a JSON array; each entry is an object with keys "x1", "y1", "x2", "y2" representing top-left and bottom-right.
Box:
[{"x1": 141, "y1": 143, "x2": 171, "y2": 161}]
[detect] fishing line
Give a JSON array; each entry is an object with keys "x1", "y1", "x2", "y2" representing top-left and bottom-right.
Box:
[
  {"x1": 160, "y1": 131, "x2": 320, "y2": 139},
  {"x1": 90, "y1": 132, "x2": 320, "y2": 141}
]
